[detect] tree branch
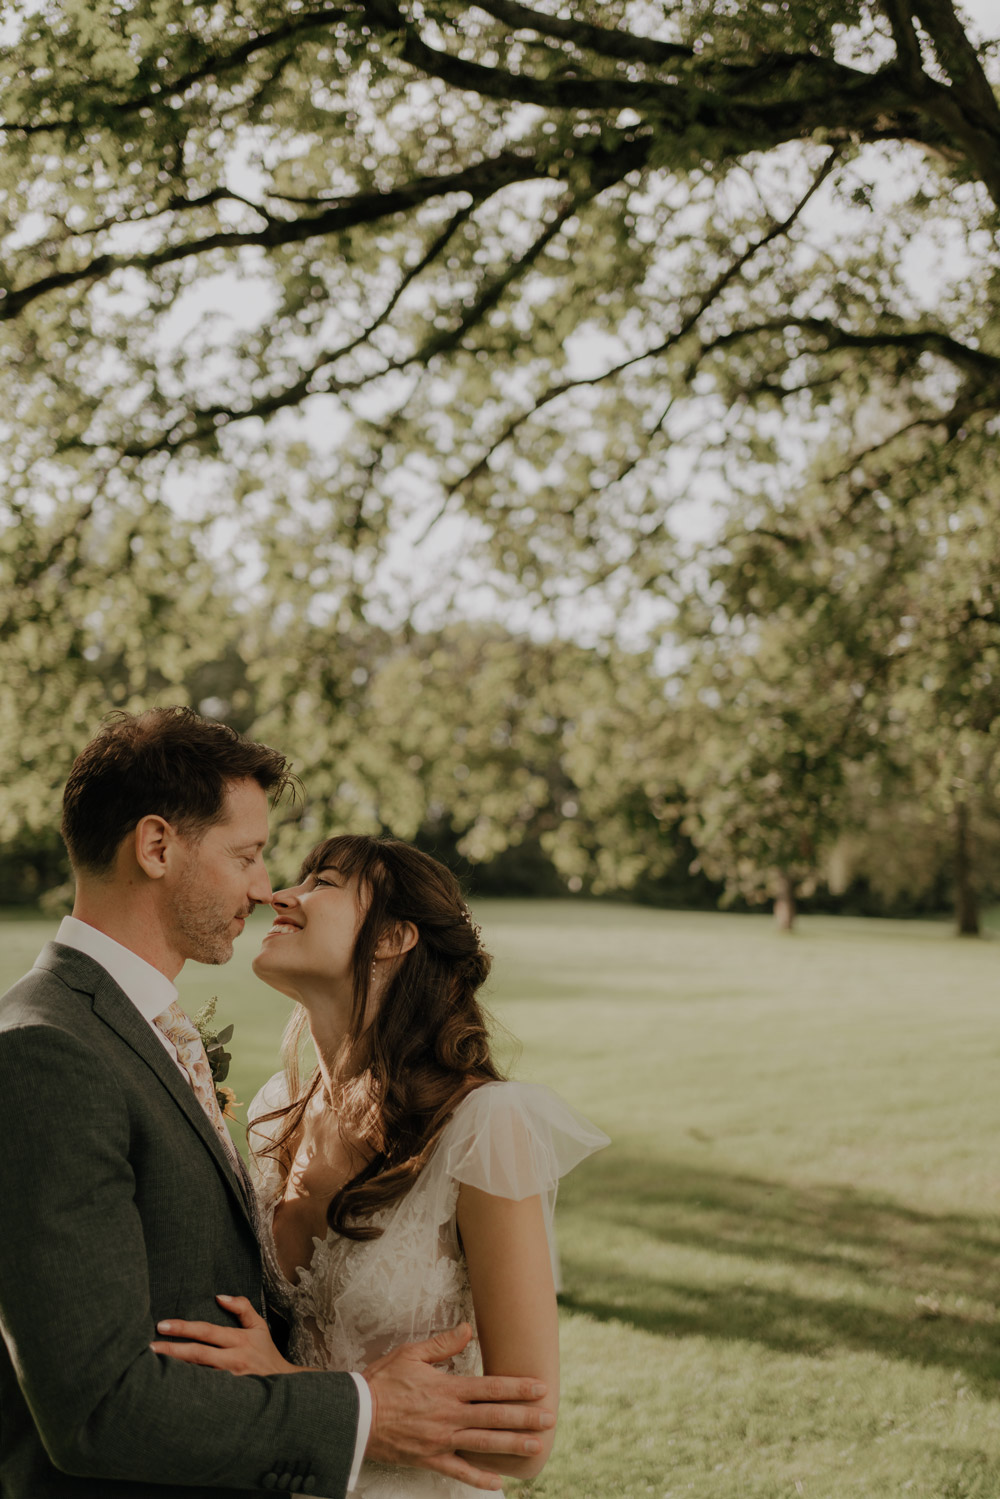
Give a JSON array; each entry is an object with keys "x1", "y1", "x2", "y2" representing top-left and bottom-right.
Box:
[
  {"x1": 468, "y1": 0, "x2": 694, "y2": 68},
  {"x1": 908, "y1": 0, "x2": 1000, "y2": 200},
  {"x1": 413, "y1": 135, "x2": 648, "y2": 367},
  {"x1": 880, "y1": 0, "x2": 927, "y2": 80},
  {"x1": 364, "y1": 0, "x2": 963, "y2": 163},
  {"x1": 701, "y1": 316, "x2": 1000, "y2": 381},
  {"x1": 434, "y1": 147, "x2": 842, "y2": 506},
  {"x1": 34, "y1": 131, "x2": 655, "y2": 461},
  {"x1": 113, "y1": 201, "x2": 480, "y2": 458},
  {"x1": 137, "y1": 161, "x2": 629, "y2": 460},
  {"x1": 0, "y1": 149, "x2": 555, "y2": 322}
]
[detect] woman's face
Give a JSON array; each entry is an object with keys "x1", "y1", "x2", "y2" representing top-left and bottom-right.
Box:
[{"x1": 252, "y1": 864, "x2": 366, "y2": 997}]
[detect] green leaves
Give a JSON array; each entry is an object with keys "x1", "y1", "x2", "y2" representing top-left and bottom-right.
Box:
[{"x1": 1, "y1": 0, "x2": 999, "y2": 921}]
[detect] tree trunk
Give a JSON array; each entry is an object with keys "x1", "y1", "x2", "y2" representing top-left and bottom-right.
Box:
[
  {"x1": 774, "y1": 872, "x2": 796, "y2": 932},
  {"x1": 954, "y1": 800, "x2": 980, "y2": 937}
]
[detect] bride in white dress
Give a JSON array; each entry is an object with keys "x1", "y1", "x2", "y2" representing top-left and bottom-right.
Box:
[{"x1": 155, "y1": 834, "x2": 608, "y2": 1497}]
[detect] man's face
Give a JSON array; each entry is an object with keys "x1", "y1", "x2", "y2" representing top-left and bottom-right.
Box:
[{"x1": 167, "y1": 778, "x2": 273, "y2": 965}]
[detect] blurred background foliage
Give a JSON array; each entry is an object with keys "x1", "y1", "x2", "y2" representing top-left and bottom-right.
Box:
[{"x1": 2, "y1": 0, "x2": 999, "y2": 931}]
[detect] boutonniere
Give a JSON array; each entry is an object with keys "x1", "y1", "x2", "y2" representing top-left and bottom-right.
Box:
[{"x1": 193, "y1": 996, "x2": 242, "y2": 1120}]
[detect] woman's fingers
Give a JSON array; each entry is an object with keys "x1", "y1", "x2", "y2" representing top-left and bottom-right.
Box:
[
  {"x1": 151, "y1": 1304, "x2": 298, "y2": 1376},
  {"x1": 150, "y1": 1340, "x2": 230, "y2": 1367},
  {"x1": 216, "y1": 1293, "x2": 266, "y2": 1329},
  {"x1": 155, "y1": 1299, "x2": 266, "y2": 1344},
  {"x1": 154, "y1": 1318, "x2": 237, "y2": 1346}
]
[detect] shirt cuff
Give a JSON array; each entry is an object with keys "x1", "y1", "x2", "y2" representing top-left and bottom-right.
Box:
[{"x1": 347, "y1": 1372, "x2": 372, "y2": 1491}]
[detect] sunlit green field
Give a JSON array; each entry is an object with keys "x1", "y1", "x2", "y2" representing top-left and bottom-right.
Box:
[{"x1": 6, "y1": 903, "x2": 1000, "y2": 1498}]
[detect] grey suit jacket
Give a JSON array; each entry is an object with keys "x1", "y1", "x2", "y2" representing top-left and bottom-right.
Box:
[{"x1": 0, "y1": 942, "x2": 359, "y2": 1498}]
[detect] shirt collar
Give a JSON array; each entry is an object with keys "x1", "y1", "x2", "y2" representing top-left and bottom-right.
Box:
[{"x1": 55, "y1": 915, "x2": 179, "y2": 1023}]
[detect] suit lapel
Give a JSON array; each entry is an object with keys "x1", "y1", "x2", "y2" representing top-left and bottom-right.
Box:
[{"x1": 36, "y1": 942, "x2": 256, "y2": 1229}]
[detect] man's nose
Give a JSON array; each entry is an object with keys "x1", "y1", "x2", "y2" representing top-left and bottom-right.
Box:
[{"x1": 248, "y1": 863, "x2": 273, "y2": 906}]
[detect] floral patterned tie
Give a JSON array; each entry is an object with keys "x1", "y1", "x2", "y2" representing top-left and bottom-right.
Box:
[{"x1": 154, "y1": 999, "x2": 241, "y2": 1167}]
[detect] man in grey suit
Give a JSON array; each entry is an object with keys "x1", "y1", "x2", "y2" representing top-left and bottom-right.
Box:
[{"x1": 0, "y1": 707, "x2": 552, "y2": 1498}]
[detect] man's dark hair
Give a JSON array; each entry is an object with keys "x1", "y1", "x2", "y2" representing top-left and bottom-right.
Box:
[{"x1": 61, "y1": 707, "x2": 294, "y2": 875}]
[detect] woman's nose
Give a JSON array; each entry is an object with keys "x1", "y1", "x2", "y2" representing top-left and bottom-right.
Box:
[{"x1": 270, "y1": 886, "x2": 299, "y2": 911}]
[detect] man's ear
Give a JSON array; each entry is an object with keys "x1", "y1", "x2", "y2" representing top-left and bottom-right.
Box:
[
  {"x1": 376, "y1": 921, "x2": 419, "y2": 960},
  {"x1": 133, "y1": 815, "x2": 175, "y2": 880}
]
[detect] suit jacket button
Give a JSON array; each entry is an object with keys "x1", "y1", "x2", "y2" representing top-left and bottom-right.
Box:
[
  {"x1": 276, "y1": 1477, "x2": 291, "y2": 1492},
  {"x1": 302, "y1": 1480, "x2": 317, "y2": 1494},
  {"x1": 260, "y1": 1478, "x2": 278, "y2": 1492},
  {"x1": 288, "y1": 1480, "x2": 303, "y2": 1493}
]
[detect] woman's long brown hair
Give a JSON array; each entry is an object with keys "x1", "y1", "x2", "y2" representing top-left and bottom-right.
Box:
[{"x1": 249, "y1": 834, "x2": 503, "y2": 1239}]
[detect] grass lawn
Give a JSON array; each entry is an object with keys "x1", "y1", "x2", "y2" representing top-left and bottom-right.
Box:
[{"x1": 6, "y1": 903, "x2": 1000, "y2": 1497}]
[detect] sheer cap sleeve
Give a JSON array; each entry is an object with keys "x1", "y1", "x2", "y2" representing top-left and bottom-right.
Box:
[
  {"x1": 441, "y1": 1081, "x2": 608, "y2": 1290},
  {"x1": 443, "y1": 1081, "x2": 609, "y2": 1198}
]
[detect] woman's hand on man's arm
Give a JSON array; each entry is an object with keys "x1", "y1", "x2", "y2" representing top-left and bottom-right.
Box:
[
  {"x1": 150, "y1": 1295, "x2": 302, "y2": 1374},
  {"x1": 152, "y1": 1301, "x2": 555, "y2": 1493}
]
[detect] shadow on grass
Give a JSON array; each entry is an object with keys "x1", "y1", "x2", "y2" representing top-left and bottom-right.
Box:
[{"x1": 557, "y1": 1151, "x2": 1000, "y2": 1391}]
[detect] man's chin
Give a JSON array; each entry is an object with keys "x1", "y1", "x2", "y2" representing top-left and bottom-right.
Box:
[{"x1": 187, "y1": 938, "x2": 235, "y2": 966}]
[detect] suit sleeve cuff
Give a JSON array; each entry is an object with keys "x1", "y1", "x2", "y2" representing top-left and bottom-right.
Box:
[{"x1": 347, "y1": 1372, "x2": 372, "y2": 1490}]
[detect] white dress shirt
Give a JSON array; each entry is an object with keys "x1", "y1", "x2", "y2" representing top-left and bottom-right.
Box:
[{"x1": 49, "y1": 916, "x2": 372, "y2": 1489}]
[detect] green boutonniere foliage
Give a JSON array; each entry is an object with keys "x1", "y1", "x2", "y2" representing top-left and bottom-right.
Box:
[{"x1": 193, "y1": 996, "x2": 241, "y2": 1119}]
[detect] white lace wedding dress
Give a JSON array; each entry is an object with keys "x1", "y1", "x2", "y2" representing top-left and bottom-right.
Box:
[{"x1": 248, "y1": 1076, "x2": 609, "y2": 1498}]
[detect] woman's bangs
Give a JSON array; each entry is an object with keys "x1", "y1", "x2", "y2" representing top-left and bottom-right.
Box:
[{"x1": 298, "y1": 834, "x2": 372, "y2": 884}]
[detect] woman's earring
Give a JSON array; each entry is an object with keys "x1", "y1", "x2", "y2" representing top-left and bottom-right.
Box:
[{"x1": 371, "y1": 957, "x2": 377, "y2": 984}]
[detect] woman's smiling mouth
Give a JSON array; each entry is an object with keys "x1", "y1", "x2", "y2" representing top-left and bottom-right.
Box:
[{"x1": 264, "y1": 921, "x2": 302, "y2": 939}]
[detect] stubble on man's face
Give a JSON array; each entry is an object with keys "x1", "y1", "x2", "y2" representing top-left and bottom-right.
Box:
[
  {"x1": 162, "y1": 779, "x2": 271, "y2": 966},
  {"x1": 170, "y1": 858, "x2": 250, "y2": 966}
]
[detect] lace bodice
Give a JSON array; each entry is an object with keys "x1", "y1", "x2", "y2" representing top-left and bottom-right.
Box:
[{"x1": 248, "y1": 1077, "x2": 609, "y2": 1498}]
